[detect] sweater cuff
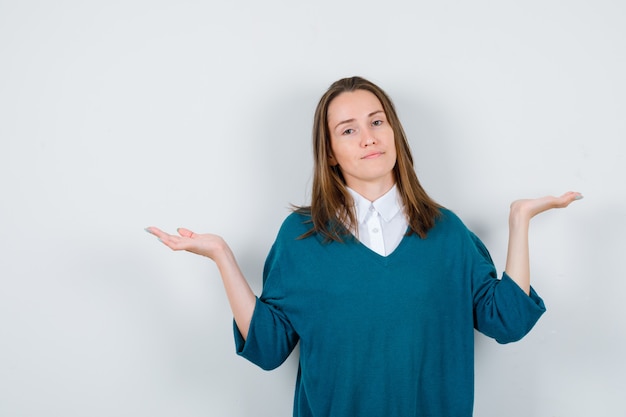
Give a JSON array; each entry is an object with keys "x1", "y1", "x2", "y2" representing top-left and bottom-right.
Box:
[
  {"x1": 501, "y1": 271, "x2": 546, "y2": 312},
  {"x1": 233, "y1": 297, "x2": 260, "y2": 355}
]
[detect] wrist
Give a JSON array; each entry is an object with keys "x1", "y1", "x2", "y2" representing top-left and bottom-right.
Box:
[
  {"x1": 211, "y1": 238, "x2": 232, "y2": 260},
  {"x1": 509, "y1": 207, "x2": 531, "y2": 227}
]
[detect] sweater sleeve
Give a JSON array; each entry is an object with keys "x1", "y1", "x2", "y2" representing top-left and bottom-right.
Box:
[
  {"x1": 233, "y1": 298, "x2": 299, "y2": 370},
  {"x1": 233, "y1": 241, "x2": 299, "y2": 370},
  {"x1": 469, "y1": 232, "x2": 546, "y2": 344}
]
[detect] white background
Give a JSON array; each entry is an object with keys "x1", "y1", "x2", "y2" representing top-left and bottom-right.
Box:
[{"x1": 1, "y1": 1, "x2": 625, "y2": 416}]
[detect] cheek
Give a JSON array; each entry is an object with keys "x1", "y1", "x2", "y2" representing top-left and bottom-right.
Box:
[
  {"x1": 387, "y1": 142, "x2": 398, "y2": 165},
  {"x1": 329, "y1": 140, "x2": 348, "y2": 162}
]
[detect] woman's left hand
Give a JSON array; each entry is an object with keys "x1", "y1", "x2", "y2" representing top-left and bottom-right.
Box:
[{"x1": 510, "y1": 191, "x2": 583, "y2": 223}]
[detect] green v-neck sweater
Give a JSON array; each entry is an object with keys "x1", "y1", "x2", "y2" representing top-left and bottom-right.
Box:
[{"x1": 234, "y1": 209, "x2": 546, "y2": 417}]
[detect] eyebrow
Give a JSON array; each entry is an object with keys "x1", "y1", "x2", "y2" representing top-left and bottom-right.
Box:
[{"x1": 333, "y1": 110, "x2": 385, "y2": 130}]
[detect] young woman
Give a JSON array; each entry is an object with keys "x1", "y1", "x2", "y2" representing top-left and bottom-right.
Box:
[{"x1": 146, "y1": 76, "x2": 582, "y2": 417}]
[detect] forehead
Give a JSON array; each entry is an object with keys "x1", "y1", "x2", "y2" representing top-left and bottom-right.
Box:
[{"x1": 327, "y1": 90, "x2": 384, "y2": 122}]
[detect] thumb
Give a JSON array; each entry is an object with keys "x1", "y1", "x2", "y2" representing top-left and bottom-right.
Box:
[{"x1": 177, "y1": 227, "x2": 195, "y2": 238}]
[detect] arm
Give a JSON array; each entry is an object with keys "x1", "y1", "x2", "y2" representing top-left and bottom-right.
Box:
[
  {"x1": 145, "y1": 227, "x2": 256, "y2": 340},
  {"x1": 505, "y1": 191, "x2": 583, "y2": 295}
]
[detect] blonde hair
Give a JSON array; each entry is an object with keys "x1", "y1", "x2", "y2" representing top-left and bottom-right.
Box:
[{"x1": 297, "y1": 76, "x2": 441, "y2": 241}]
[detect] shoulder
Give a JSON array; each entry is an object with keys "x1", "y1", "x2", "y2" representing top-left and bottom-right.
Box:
[
  {"x1": 265, "y1": 211, "x2": 325, "y2": 267},
  {"x1": 281, "y1": 211, "x2": 312, "y2": 231},
  {"x1": 435, "y1": 208, "x2": 492, "y2": 261},
  {"x1": 433, "y1": 208, "x2": 470, "y2": 234},
  {"x1": 274, "y1": 211, "x2": 313, "y2": 241},
  {"x1": 431, "y1": 208, "x2": 486, "y2": 245}
]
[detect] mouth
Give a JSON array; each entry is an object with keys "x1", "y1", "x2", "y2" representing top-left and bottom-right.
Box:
[{"x1": 361, "y1": 151, "x2": 384, "y2": 160}]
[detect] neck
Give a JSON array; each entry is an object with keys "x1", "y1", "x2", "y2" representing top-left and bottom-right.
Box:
[{"x1": 347, "y1": 179, "x2": 396, "y2": 202}]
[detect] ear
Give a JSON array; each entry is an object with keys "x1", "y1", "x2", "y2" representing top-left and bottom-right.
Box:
[{"x1": 328, "y1": 154, "x2": 338, "y2": 166}]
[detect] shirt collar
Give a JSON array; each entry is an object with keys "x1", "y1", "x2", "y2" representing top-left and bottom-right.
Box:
[{"x1": 347, "y1": 185, "x2": 403, "y2": 224}]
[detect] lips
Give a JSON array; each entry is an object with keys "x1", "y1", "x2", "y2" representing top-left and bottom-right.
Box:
[{"x1": 361, "y1": 151, "x2": 384, "y2": 159}]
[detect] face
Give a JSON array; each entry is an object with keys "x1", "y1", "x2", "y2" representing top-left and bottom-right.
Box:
[{"x1": 327, "y1": 89, "x2": 397, "y2": 195}]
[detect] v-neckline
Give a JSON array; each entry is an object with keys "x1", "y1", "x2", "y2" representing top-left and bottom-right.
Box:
[{"x1": 349, "y1": 227, "x2": 413, "y2": 265}]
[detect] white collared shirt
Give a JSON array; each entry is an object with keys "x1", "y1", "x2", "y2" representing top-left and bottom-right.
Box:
[{"x1": 346, "y1": 185, "x2": 409, "y2": 257}]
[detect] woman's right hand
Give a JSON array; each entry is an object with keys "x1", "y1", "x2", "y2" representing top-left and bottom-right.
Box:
[
  {"x1": 145, "y1": 226, "x2": 256, "y2": 339},
  {"x1": 145, "y1": 226, "x2": 229, "y2": 261}
]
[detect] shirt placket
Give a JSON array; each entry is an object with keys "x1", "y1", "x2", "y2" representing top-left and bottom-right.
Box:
[{"x1": 366, "y1": 205, "x2": 385, "y2": 256}]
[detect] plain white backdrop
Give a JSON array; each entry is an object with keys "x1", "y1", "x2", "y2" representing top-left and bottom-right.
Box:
[{"x1": 1, "y1": 1, "x2": 625, "y2": 416}]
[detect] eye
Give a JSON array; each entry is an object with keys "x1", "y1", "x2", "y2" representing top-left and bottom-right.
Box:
[
  {"x1": 372, "y1": 120, "x2": 383, "y2": 126},
  {"x1": 342, "y1": 128, "x2": 355, "y2": 135}
]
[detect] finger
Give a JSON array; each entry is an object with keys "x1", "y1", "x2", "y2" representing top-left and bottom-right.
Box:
[
  {"x1": 145, "y1": 227, "x2": 186, "y2": 250},
  {"x1": 555, "y1": 192, "x2": 583, "y2": 208},
  {"x1": 569, "y1": 191, "x2": 584, "y2": 201},
  {"x1": 145, "y1": 226, "x2": 171, "y2": 239},
  {"x1": 177, "y1": 227, "x2": 195, "y2": 238},
  {"x1": 563, "y1": 191, "x2": 583, "y2": 199},
  {"x1": 156, "y1": 234, "x2": 189, "y2": 251}
]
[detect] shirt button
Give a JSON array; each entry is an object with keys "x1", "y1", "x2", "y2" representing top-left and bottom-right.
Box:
[
  {"x1": 372, "y1": 228, "x2": 379, "y2": 233},
  {"x1": 369, "y1": 206, "x2": 376, "y2": 212}
]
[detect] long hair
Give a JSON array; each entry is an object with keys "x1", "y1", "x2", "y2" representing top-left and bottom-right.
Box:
[{"x1": 296, "y1": 76, "x2": 441, "y2": 241}]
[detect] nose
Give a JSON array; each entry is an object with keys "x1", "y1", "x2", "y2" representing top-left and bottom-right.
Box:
[{"x1": 361, "y1": 132, "x2": 376, "y2": 147}]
